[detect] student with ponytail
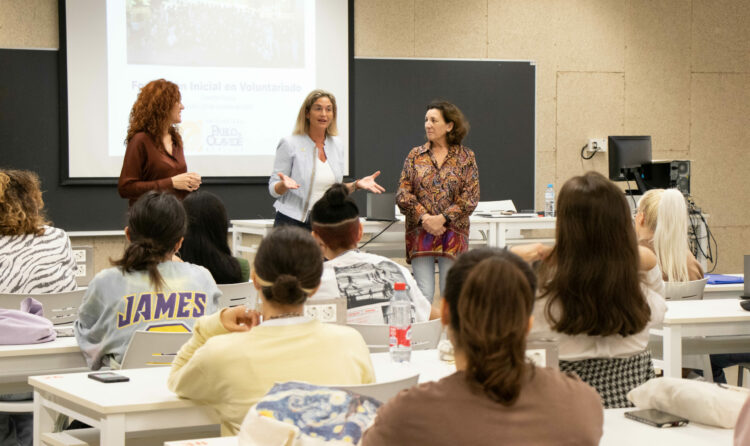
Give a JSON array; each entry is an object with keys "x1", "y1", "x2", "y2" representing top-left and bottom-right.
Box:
[
  {"x1": 168, "y1": 226, "x2": 374, "y2": 435},
  {"x1": 362, "y1": 248, "x2": 603, "y2": 445},
  {"x1": 635, "y1": 188, "x2": 703, "y2": 282},
  {"x1": 75, "y1": 191, "x2": 221, "y2": 370}
]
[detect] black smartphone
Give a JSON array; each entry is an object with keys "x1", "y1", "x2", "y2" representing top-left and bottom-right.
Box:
[
  {"x1": 625, "y1": 409, "x2": 689, "y2": 428},
  {"x1": 88, "y1": 372, "x2": 130, "y2": 383}
]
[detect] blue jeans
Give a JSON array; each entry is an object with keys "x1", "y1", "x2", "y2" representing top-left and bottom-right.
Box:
[
  {"x1": 710, "y1": 353, "x2": 750, "y2": 384},
  {"x1": 0, "y1": 392, "x2": 32, "y2": 446},
  {"x1": 411, "y1": 256, "x2": 453, "y2": 304}
]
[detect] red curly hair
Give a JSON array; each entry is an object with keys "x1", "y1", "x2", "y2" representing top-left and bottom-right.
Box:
[
  {"x1": 125, "y1": 79, "x2": 183, "y2": 150},
  {"x1": 0, "y1": 169, "x2": 49, "y2": 236}
]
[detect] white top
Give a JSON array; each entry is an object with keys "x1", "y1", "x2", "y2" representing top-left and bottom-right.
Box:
[
  {"x1": 306, "y1": 157, "x2": 336, "y2": 217},
  {"x1": 311, "y1": 250, "x2": 432, "y2": 324},
  {"x1": 531, "y1": 265, "x2": 667, "y2": 361}
]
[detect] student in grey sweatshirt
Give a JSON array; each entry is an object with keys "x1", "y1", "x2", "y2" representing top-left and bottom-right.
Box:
[{"x1": 75, "y1": 191, "x2": 220, "y2": 370}]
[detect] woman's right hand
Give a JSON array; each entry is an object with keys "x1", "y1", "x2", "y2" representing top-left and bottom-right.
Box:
[
  {"x1": 220, "y1": 306, "x2": 261, "y2": 332},
  {"x1": 421, "y1": 214, "x2": 446, "y2": 236},
  {"x1": 171, "y1": 172, "x2": 202, "y2": 191},
  {"x1": 274, "y1": 172, "x2": 300, "y2": 195}
]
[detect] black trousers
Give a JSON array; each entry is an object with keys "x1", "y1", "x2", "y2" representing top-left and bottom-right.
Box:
[{"x1": 273, "y1": 211, "x2": 312, "y2": 231}]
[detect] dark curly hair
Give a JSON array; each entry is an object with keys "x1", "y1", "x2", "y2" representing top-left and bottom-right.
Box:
[
  {"x1": 0, "y1": 169, "x2": 49, "y2": 236},
  {"x1": 125, "y1": 79, "x2": 183, "y2": 151},
  {"x1": 426, "y1": 100, "x2": 470, "y2": 146}
]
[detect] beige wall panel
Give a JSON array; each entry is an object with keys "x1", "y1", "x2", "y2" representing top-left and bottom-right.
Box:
[
  {"x1": 624, "y1": 0, "x2": 690, "y2": 152},
  {"x1": 354, "y1": 0, "x2": 415, "y2": 57},
  {"x1": 71, "y1": 235, "x2": 128, "y2": 276},
  {"x1": 692, "y1": 0, "x2": 750, "y2": 73},
  {"x1": 0, "y1": 0, "x2": 58, "y2": 49},
  {"x1": 690, "y1": 73, "x2": 750, "y2": 228},
  {"x1": 707, "y1": 226, "x2": 750, "y2": 275},
  {"x1": 555, "y1": 72, "x2": 624, "y2": 185},
  {"x1": 414, "y1": 0, "x2": 487, "y2": 58},
  {"x1": 553, "y1": 0, "x2": 625, "y2": 72}
]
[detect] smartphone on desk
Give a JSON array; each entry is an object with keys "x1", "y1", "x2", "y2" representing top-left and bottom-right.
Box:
[
  {"x1": 88, "y1": 372, "x2": 130, "y2": 383},
  {"x1": 625, "y1": 409, "x2": 688, "y2": 428}
]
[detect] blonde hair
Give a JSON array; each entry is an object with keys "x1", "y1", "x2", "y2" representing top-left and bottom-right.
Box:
[
  {"x1": 292, "y1": 89, "x2": 338, "y2": 136},
  {"x1": 638, "y1": 188, "x2": 690, "y2": 282}
]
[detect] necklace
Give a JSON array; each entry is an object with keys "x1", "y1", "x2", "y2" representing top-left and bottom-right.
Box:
[{"x1": 266, "y1": 312, "x2": 304, "y2": 320}]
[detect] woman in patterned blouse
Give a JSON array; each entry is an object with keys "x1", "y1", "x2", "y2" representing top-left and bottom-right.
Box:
[{"x1": 396, "y1": 101, "x2": 479, "y2": 302}]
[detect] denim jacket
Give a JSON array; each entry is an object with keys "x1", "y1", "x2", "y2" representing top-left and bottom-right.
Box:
[{"x1": 268, "y1": 134, "x2": 345, "y2": 222}]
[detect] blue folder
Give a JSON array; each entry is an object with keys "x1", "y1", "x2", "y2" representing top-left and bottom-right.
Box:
[{"x1": 705, "y1": 274, "x2": 744, "y2": 285}]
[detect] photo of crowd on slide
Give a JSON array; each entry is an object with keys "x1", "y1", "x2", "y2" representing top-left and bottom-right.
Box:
[{"x1": 126, "y1": 0, "x2": 306, "y2": 68}]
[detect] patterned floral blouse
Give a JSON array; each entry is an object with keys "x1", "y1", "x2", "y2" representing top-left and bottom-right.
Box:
[{"x1": 396, "y1": 144, "x2": 479, "y2": 262}]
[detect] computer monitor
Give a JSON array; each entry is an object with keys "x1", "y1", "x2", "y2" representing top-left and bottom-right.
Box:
[{"x1": 608, "y1": 136, "x2": 652, "y2": 194}]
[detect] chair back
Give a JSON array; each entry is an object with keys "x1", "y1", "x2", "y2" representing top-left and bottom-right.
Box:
[
  {"x1": 334, "y1": 373, "x2": 419, "y2": 403},
  {"x1": 665, "y1": 278, "x2": 709, "y2": 300},
  {"x1": 304, "y1": 297, "x2": 347, "y2": 324},
  {"x1": 120, "y1": 330, "x2": 192, "y2": 369},
  {"x1": 348, "y1": 319, "x2": 443, "y2": 353},
  {"x1": 0, "y1": 289, "x2": 85, "y2": 326},
  {"x1": 217, "y1": 281, "x2": 257, "y2": 309}
]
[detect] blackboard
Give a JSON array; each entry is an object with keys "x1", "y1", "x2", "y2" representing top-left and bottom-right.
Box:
[
  {"x1": 351, "y1": 58, "x2": 535, "y2": 213},
  {"x1": 0, "y1": 50, "x2": 535, "y2": 230}
]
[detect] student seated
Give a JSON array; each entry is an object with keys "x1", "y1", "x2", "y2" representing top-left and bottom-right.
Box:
[
  {"x1": 310, "y1": 183, "x2": 434, "y2": 324},
  {"x1": 362, "y1": 248, "x2": 603, "y2": 445},
  {"x1": 180, "y1": 191, "x2": 249, "y2": 284},
  {"x1": 635, "y1": 188, "x2": 703, "y2": 282},
  {"x1": 168, "y1": 226, "x2": 375, "y2": 435},
  {"x1": 530, "y1": 172, "x2": 666, "y2": 407},
  {"x1": 75, "y1": 191, "x2": 221, "y2": 370},
  {"x1": 0, "y1": 169, "x2": 78, "y2": 446}
]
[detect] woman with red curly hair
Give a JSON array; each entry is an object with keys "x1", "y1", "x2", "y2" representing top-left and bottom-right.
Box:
[{"x1": 118, "y1": 79, "x2": 201, "y2": 206}]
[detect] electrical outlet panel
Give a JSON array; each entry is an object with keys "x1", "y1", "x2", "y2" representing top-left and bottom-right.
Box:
[
  {"x1": 304, "y1": 304, "x2": 337, "y2": 322},
  {"x1": 73, "y1": 249, "x2": 87, "y2": 263},
  {"x1": 75, "y1": 264, "x2": 86, "y2": 277},
  {"x1": 586, "y1": 138, "x2": 607, "y2": 153}
]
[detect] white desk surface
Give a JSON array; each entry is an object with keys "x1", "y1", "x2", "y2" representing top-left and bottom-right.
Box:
[
  {"x1": 0, "y1": 336, "x2": 79, "y2": 357},
  {"x1": 601, "y1": 408, "x2": 733, "y2": 445},
  {"x1": 0, "y1": 337, "x2": 87, "y2": 394},
  {"x1": 704, "y1": 273, "x2": 744, "y2": 299},
  {"x1": 165, "y1": 408, "x2": 734, "y2": 446},
  {"x1": 370, "y1": 349, "x2": 455, "y2": 384},
  {"x1": 29, "y1": 367, "x2": 192, "y2": 414},
  {"x1": 664, "y1": 298, "x2": 750, "y2": 324}
]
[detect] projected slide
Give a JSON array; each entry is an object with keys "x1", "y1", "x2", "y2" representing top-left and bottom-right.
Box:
[{"x1": 65, "y1": 0, "x2": 348, "y2": 179}]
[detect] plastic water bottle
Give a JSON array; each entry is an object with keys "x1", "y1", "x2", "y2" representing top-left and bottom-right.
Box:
[
  {"x1": 544, "y1": 184, "x2": 556, "y2": 217},
  {"x1": 388, "y1": 282, "x2": 412, "y2": 362}
]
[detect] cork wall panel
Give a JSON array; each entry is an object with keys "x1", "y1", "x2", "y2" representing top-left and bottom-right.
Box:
[
  {"x1": 71, "y1": 236, "x2": 128, "y2": 276},
  {"x1": 690, "y1": 73, "x2": 750, "y2": 229},
  {"x1": 692, "y1": 0, "x2": 750, "y2": 73},
  {"x1": 553, "y1": 0, "x2": 626, "y2": 72},
  {"x1": 0, "y1": 0, "x2": 58, "y2": 49},
  {"x1": 414, "y1": 0, "x2": 487, "y2": 58},
  {"x1": 555, "y1": 72, "x2": 624, "y2": 186},
  {"x1": 706, "y1": 226, "x2": 750, "y2": 275},
  {"x1": 624, "y1": 0, "x2": 691, "y2": 153},
  {"x1": 354, "y1": 0, "x2": 415, "y2": 57}
]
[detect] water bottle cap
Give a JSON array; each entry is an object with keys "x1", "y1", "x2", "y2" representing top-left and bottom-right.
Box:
[
  {"x1": 393, "y1": 282, "x2": 406, "y2": 291},
  {"x1": 547, "y1": 184, "x2": 553, "y2": 188}
]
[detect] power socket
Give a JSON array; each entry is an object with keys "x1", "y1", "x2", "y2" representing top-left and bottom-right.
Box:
[
  {"x1": 73, "y1": 249, "x2": 87, "y2": 262},
  {"x1": 304, "y1": 304, "x2": 337, "y2": 322},
  {"x1": 586, "y1": 138, "x2": 607, "y2": 153}
]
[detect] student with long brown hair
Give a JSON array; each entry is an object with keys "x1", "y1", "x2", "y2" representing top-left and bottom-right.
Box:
[
  {"x1": 75, "y1": 191, "x2": 221, "y2": 370},
  {"x1": 531, "y1": 171, "x2": 667, "y2": 407},
  {"x1": 362, "y1": 248, "x2": 603, "y2": 445}
]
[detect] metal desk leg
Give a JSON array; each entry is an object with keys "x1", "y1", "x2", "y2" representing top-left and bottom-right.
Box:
[{"x1": 662, "y1": 325, "x2": 683, "y2": 378}]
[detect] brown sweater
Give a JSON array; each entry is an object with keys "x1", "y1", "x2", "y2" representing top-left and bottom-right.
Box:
[
  {"x1": 362, "y1": 368, "x2": 603, "y2": 446},
  {"x1": 118, "y1": 132, "x2": 188, "y2": 206}
]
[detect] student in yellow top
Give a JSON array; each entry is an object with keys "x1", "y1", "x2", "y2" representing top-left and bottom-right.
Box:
[{"x1": 168, "y1": 226, "x2": 375, "y2": 435}]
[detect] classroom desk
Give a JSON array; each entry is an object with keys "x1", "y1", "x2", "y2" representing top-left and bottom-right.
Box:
[
  {"x1": 164, "y1": 408, "x2": 734, "y2": 445},
  {"x1": 30, "y1": 367, "x2": 218, "y2": 446},
  {"x1": 657, "y1": 299, "x2": 750, "y2": 378},
  {"x1": 0, "y1": 337, "x2": 86, "y2": 394},
  {"x1": 704, "y1": 274, "x2": 745, "y2": 300},
  {"x1": 601, "y1": 408, "x2": 732, "y2": 445},
  {"x1": 229, "y1": 216, "x2": 556, "y2": 256}
]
